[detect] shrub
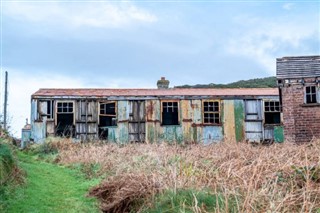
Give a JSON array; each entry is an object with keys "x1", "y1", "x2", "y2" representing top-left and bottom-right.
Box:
[{"x1": 0, "y1": 143, "x2": 15, "y2": 184}]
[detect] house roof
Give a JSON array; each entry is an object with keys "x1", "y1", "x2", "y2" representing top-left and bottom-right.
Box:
[
  {"x1": 276, "y1": 55, "x2": 320, "y2": 79},
  {"x1": 32, "y1": 88, "x2": 279, "y2": 99}
]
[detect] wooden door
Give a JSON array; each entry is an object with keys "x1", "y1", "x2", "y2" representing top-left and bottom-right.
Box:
[
  {"x1": 245, "y1": 100, "x2": 263, "y2": 142},
  {"x1": 129, "y1": 101, "x2": 146, "y2": 142}
]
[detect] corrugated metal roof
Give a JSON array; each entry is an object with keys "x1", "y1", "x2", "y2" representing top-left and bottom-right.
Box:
[
  {"x1": 276, "y1": 55, "x2": 320, "y2": 79},
  {"x1": 32, "y1": 88, "x2": 279, "y2": 98}
]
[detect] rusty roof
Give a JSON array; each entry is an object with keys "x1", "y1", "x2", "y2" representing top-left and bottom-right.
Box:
[{"x1": 32, "y1": 88, "x2": 279, "y2": 98}]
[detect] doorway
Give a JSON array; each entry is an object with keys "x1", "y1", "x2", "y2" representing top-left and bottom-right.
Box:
[{"x1": 128, "y1": 101, "x2": 146, "y2": 142}]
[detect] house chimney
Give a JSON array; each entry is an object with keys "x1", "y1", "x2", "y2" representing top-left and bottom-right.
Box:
[{"x1": 157, "y1": 77, "x2": 170, "y2": 89}]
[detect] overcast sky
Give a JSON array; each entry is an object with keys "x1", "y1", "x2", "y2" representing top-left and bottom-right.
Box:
[{"x1": 0, "y1": 0, "x2": 319, "y2": 137}]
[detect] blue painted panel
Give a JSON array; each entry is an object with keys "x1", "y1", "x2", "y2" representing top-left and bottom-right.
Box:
[
  {"x1": 32, "y1": 121, "x2": 46, "y2": 143},
  {"x1": 160, "y1": 126, "x2": 183, "y2": 144},
  {"x1": 203, "y1": 126, "x2": 223, "y2": 145},
  {"x1": 21, "y1": 129, "x2": 31, "y2": 148}
]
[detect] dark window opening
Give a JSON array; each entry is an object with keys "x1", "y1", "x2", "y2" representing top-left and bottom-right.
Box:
[
  {"x1": 99, "y1": 102, "x2": 117, "y2": 127},
  {"x1": 56, "y1": 102, "x2": 74, "y2": 137},
  {"x1": 203, "y1": 101, "x2": 220, "y2": 124},
  {"x1": 56, "y1": 114, "x2": 74, "y2": 137},
  {"x1": 47, "y1": 100, "x2": 54, "y2": 119},
  {"x1": 264, "y1": 101, "x2": 281, "y2": 124},
  {"x1": 305, "y1": 86, "x2": 317, "y2": 104},
  {"x1": 99, "y1": 116, "x2": 117, "y2": 126},
  {"x1": 162, "y1": 101, "x2": 179, "y2": 125}
]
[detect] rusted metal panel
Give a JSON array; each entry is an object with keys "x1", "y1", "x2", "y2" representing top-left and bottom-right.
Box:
[
  {"x1": 223, "y1": 100, "x2": 236, "y2": 141},
  {"x1": 203, "y1": 126, "x2": 223, "y2": 145},
  {"x1": 32, "y1": 88, "x2": 279, "y2": 98},
  {"x1": 145, "y1": 100, "x2": 161, "y2": 143},
  {"x1": 181, "y1": 100, "x2": 192, "y2": 142},
  {"x1": 181, "y1": 100, "x2": 202, "y2": 142},
  {"x1": 245, "y1": 100, "x2": 263, "y2": 141},
  {"x1": 32, "y1": 121, "x2": 46, "y2": 143}
]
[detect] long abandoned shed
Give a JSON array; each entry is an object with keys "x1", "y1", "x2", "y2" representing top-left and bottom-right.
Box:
[{"x1": 29, "y1": 78, "x2": 284, "y2": 144}]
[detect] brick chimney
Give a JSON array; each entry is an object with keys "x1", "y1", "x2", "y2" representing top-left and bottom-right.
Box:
[{"x1": 157, "y1": 77, "x2": 170, "y2": 89}]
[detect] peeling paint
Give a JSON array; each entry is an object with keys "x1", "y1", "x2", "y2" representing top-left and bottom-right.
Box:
[
  {"x1": 203, "y1": 126, "x2": 223, "y2": 145},
  {"x1": 29, "y1": 92, "x2": 283, "y2": 143},
  {"x1": 274, "y1": 126, "x2": 284, "y2": 143},
  {"x1": 223, "y1": 100, "x2": 236, "y2": 142},
  {"x1": 234, "y1": 100, "x2": 245, "y2": 142}
]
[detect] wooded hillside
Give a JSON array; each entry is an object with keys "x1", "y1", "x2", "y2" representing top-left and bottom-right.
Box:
[{"x1": 175, "y1": 76, "x2": 277, "y2": 88}]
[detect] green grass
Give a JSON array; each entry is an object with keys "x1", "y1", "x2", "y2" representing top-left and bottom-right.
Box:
[
  {"x1": 3, "y1": 152, "x2": 100, "y2": 213},
  {"x1": 0, "y1": 143, "x2": 15, "y2": 183},
  {"x1": 144, "y1": 189, "x2": 238, "y2": 213}
]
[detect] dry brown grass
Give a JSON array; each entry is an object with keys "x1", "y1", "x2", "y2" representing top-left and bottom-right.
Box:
[{"x1": 52, "y1": 138, "x2": 320, "y2": 212}]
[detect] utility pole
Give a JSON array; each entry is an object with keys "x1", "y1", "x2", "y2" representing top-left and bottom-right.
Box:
[{"x1": 3, "y1": 71, "x2": 8, "y2": 130}]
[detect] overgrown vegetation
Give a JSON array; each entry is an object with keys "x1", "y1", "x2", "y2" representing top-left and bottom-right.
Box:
[
  {"x1": 176, "y1": 76, "x2": 277, "y2": 88},
  {"x1": 0, "y1": 137, "x2": 99, "y2": 213},
  {"x1": 0, "y1": 137, "x2": 24, "y2": 212},
  {"x1": 42, "y1": 138, "x2": 320, "y2": 212},
  {"x1": 3, "y1": 137, "x2": 320, "y2": 212}
]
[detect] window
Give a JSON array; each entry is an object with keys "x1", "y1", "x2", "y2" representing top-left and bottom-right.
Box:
[
  {"x1": 46, "y1": 100, "x2": 54, "y2": 119},
  {"x1": 56, "y1": 101, "x2": 74, "y2": 137},
  {"x1": 99, "y1": 102, "x2": 117, "y2": 126},
  {"x1": 57, "y1": 102, "x2": 73, "y2": 113},
  {"x1": 203, "y1": 101, "x2": 220, "y2": 124},
  {"x1": 264, "y1": 101, "x2": 281, "y2": 124},
  {"x1": 162, "y1": 101, "x2": 179, "y2": 125},
  {"x1": 305, "y1": 86, "x2": 317, "y2": 104}
]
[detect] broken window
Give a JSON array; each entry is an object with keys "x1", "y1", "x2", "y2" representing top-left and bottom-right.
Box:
[
  {"x1": 162, "y1": 101, "x2": 179, "y2": 125},
  {"x1": 46, "y1": 100, "x2": 54, "y2": 119},
  {"x1": 99, "y1": 102, "x2": 117, "y2": 127},
  {"x1": 56, "y1": 101, "x2": 74, "y2": 137},
  {"x1": 305, "y1": 86, "x2": 317, "y2": 104},
  {"x1": 203, "y1": 101, "x2": 220, "y2": 124},
  {"x1": 264, "y1": 101, "x2": 281, "y2": 124}
]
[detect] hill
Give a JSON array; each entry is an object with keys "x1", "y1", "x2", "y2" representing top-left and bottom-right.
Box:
[{"x1": 175, "y1": 76, "x2": 277, "y2": 88}]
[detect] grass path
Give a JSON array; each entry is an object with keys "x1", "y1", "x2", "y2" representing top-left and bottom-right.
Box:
[{"x1": 5, "y1": 153, "x2": 100, "y2": 213}]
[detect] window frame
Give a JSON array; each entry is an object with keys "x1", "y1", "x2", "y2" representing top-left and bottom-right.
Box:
[
  {"x1": 98, "y1": 101, "x2": 117, "y2": 126},
  {"x1": 263, "y1": 100, "x2": 281, "y2": 125},
  {"x1": 55, "y1": 101, "x2": 75, "y2": 125},
  {"x1": 305, "y1": 85, "x2": 318, "y2": 104},
  {"x1": 202, "y1": 100, "x2": 221, "y2": 125},
  {"x1": 46, "y1": 100, "x2": 54, "y2": 119},
  {"x1": 161, "y1": 100, "x2": 180, "y2": 126}
]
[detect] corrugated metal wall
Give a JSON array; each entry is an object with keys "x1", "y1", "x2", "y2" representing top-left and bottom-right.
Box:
[{"x1": 30, "y1": 97, "x2": 284, "y2": 143}]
